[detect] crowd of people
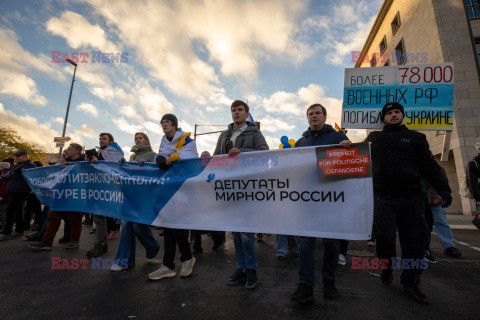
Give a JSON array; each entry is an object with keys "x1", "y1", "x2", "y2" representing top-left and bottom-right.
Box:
[{"x1": 0, "y1": 100, "x2": 477, "y2": 305}]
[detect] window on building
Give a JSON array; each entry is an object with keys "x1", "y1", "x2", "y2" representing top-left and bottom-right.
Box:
[
  {"x1": 475, "y1": 37, "x2": 480, "y2": 64},
  {"x1": 395, "y1": 39, "x2": 407, "y2": 65},
  {"x1": 465, "y1": 0, "x2": 480, "y2": 19},
  {"x1": 370, "y1": 53, "x2": 377, "y2": 67},
  {"x1": 379, "y1": 35, "x2": 387, "y2": 53},
  {"x1": 391, "y1": 11, "x2": 401, "y2": 34}
]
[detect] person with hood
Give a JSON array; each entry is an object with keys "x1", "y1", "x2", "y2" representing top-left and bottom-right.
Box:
[
  {"x1": 111, "y1": 132, "x2": 160, "y2": 271},
  {"x1": 290, "y1": 103, "x2": 351, "y2": 304},
  {"x1": 0, "y1": 150, "x2": 36, "y2": 240},
  {"x1": 86, "y1": 133, "x2": 124, "y2": 257},
  {"x1": 215, "y1": 100, "x2": 269, "y2": 290},
  {"x1": 148, "y1": 114, "x2": 198, "y2": 280},
  {"x1": 365, "y1": 102, "x2": 452, "y2": 304}
]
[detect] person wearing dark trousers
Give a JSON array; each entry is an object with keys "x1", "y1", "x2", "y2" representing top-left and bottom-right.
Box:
[
  {"x1": 148, "y1": 114, "x2": 198, "y2": 280},
  {"x1": 366, "y1": 102, "x2": 452, "y2": 304},
  {"x1": 192, "y1": 230, "x2": 226, "y2": 254},
  {"x1": 27, "y1": 144, "x2": 86, "y2": 250},
  {"x1": 290, "y1": 103, "x2": 351, "y2": 303},
  {"x1": 338, "y1": 240, "x2": 348, "y2": 265},
  {"x1": 0, "y1": 150, "x2": 36, "y2": 240}
]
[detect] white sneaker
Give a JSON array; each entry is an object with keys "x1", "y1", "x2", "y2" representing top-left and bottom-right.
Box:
[
  {"x1": 180, "y1": 257, "x2": 196, "y2": 277},
  {"x1": 111, "y1": 264, "x2": 124, "y2": 272},
  {"x1": 146, "y1": 258, "x2": 162, "y2": 264},
  {"x1": 148, "y1": 265, "x2": 176, "y2": 280},
  {"x1": 338, "y1": 254, "x2": 346, "y2": 266},
  {"x1": 367, "y1": 240, "x2": 375, "y2": 246}
]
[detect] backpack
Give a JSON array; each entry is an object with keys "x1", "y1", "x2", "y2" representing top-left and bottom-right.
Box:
[{"x1": 460, "y1": 159, "x2": 478, "y2": 199}]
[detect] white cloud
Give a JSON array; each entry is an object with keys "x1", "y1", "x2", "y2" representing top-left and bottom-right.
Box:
[
  {"x1": 113, "y1": 117, "x2": 143, "y2": 134},
  {"x1": 75, "y1": 123, "x2": 96, "y2": 138},
  {"x1": 0, "y1": 73, "x2": 47, "y2": 106},
  {"x1": 137, "y1": 85, "x2": 173, "y2": 121},
  {"x1": 178, "y1": 120, "x2": 194, "y2": 132},
  {"x1": 0, "y1": 103, "x2": 58, "y2": 151},
  {"x1": 301, "y1": 0, "x2": 381, "y2": 66},
  {"x1": 119, "y1": 105, "x2": 144, "y2": 123},
  {"x1": 257, "y1": 116, "x2": 295, "y2": 133},
  {"x1": 82, "y1": 0, "x2": 314, "y2": 102},
  {"x1": 76, "y1": 102, "x2": 99, "y2": 117},
  {"x1": 265, "y1": 135, "x2": 281, "y2": 150},
  {"x1": 262, "y1": 83, "x2": 331, "y2": 116},
  {"x1": 46, "y1": 11, "x2": 120, "y2": 52},
  {"x1": 53, "y1": 117, "x2": 64, "y2": 124}
]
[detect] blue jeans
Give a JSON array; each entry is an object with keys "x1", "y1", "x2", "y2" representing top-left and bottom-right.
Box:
[
  {"x1": 233, "y1": 232, "x2": 257, "y2": 269},
  {"x1": 431, "y1": 205, "x2": 455, "y2": 249},
  {"x1": 114, "y1": 221, "x2": 160, "y2": 269},
  {"x1": 298, "y1": 237, "x2": 339, "y2": 287},
  {"x1": 276, "y1": 234, "x2": 298, "y2": 256}
]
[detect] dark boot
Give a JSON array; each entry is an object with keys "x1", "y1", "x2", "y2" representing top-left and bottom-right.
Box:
[
  {"x1": 323, "y1": 278, "x2": 338, "y2": 299},
  {"x1": 401, "y1": 279, "x2": 428, "y2": 304},
  {"x1": 290, "y1": 283, "x2": 314, "y2": 303},
  {"x1": 86, "y1": 243, "x2": 108, "y2": 258},
  {"x1": 245, "y1": 269, "x2": 258, "y2": 289},
  {"x1": 226, "y1": 268, "x2": 247, "y2": 286},
  {"x1": 381, "y1": 269, "x2": 393, "y2": 285}
]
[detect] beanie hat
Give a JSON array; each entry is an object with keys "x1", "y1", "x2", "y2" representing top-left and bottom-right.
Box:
[
  {"x1": 160, "y1": 114, "x2": 178, "y2": 128},
  {"x1": 381, "y1": 102, "x2": 404, "y2": 123},
  {"x1": 475, "y1": 141, "x2": 480, "y2": 151}
]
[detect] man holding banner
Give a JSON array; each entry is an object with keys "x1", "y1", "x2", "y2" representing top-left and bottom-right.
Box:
[
  {"x1": 365, "y1": 102, "x2": 452, "y2": 304},
  {"x1": 290, "y1": 103, "x2": 351, "y2": 303},
  {"x1": 215, "y1": 100, "x2": 268, "y2": 289}
]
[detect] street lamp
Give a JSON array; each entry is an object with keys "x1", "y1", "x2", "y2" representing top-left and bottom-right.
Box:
[{"x1": 58, "y1": 58, "x2": 78, "y2": 159}]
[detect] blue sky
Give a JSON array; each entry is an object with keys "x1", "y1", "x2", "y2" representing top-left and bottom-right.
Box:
[{"x1": 0, "y1": 0, "x2": 382, "y2": 156}]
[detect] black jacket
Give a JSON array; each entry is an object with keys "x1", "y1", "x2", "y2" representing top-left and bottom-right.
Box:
[
  {"x1": 365, "y1": 124, "x2": 451, "y2": 197},
  {"x1": 466, "y1": 155, "x2": 480, "y2": 201},
  {"x1": 214, "y1": 122, "x2": 268, "y2": 155},
  {"x1": 6, "y1": 159, "x2": 36, "y2": 193},
  {"x1": 295, "y1": 124, "x2": 348, "y2": 147}
]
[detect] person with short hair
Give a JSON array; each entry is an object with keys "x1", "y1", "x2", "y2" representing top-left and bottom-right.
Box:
[
  {"x1": 27, "y1": 143, "x2": 85, "y2": 250},
  {"x1": 290, "y1": 103, "x2": 351, "y2": 303},
  {"x1": 214, "y1": 100, "x2": 269, "y2": 290},
  {"x1": 0, "y1": 150, "x2": 36, "y2": 240},
  {"x1": 86, "y1": 133, "x2": 124, "y2": 257},
  {"x1": 148, "y1": 114, "x2": 198, "y2": 280},
  {"x1": 366, "y1": 102, "x2": 452, "y2": 304}
]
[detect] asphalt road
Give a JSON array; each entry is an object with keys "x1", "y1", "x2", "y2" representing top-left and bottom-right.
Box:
[{"x1": 0, "y1": 225, "x2": 479, "y2": 320}]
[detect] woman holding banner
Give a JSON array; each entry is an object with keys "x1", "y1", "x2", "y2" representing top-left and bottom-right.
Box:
[{"x1": 111, "y1": 132, "x2": 160, "y2": 271}]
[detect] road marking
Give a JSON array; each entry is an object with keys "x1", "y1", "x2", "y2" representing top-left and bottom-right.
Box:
[{"x1": 454, "y1": 240, "x2": 480, "y2": 252}]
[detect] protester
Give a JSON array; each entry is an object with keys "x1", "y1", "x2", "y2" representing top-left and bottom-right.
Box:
[
  {"x1": 365, "y1": 102, "x2": 452, "y2": 304},
  {"x1": 27, "y1": 144, "x2": 85, "y2": 250},
  {"x1": 23, "y1": 161, "x2": 43, "y2": 231},
  {"x1": 86, "y1": 133, "x2": 124, "y2": 257},
  {"x1": 0, "y1": 161, "x2": 12, "y2": 230},
  {"x1": 148, "y1": 114, "x2": 198, "y2": 280},
  {"x1": 213, "y1": 100, "x2": 268, "y2": 289},
  {"x1": 276, "y1": 235, "x2": 298, "y2": 260},
  {"x1": 290, "y1": 103, "x2": 351, "y2": 303},
  {"x1": 0, "y1": 150, "x2": 36, "y2": 240},
  {"x1": 466, "y1": 142, "x2": 480, "y2": 211},
  {"x1": 111, "y1": 132, "x2": 160, "y2": 271},
  {"x1": 192, "y1": 151, "x2": 226, "y2": 254}
]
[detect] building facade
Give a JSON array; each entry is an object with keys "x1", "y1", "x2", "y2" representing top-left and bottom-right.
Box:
[{"x1": 355, "y1": 0, "x2": 480, "y2": 215}]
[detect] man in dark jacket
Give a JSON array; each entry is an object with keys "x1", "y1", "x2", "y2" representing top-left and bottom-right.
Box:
[
  {"x1": 0, "y1": 150, "x2": 36, "y2": 240},
  {"x1": 290, "y1": 103, "x2": 351, "y2": 304},
  {"x1": 28, "y1": 143, "x2": 85, "y2": 250},
  {"x1": 365, "y1": 102, "x2": 452, "y2": 304},
  {"x1": 466, "y1": 142, "x2": 480, "y2": 209},
  {"x1": 217, "y1": 100, "x2": 268, "y2": 290}
]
